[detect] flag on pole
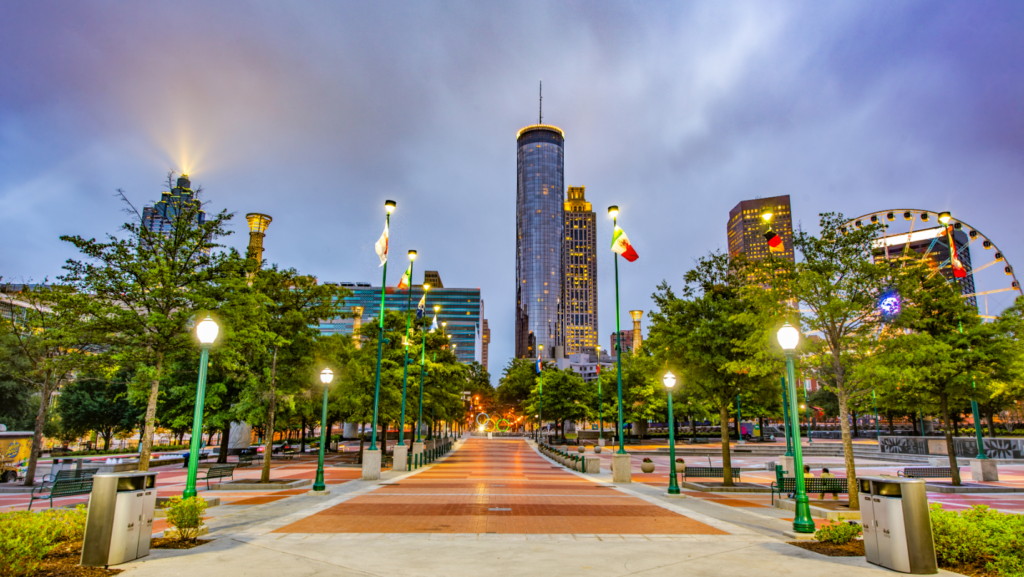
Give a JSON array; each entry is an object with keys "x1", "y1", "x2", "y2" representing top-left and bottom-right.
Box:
[
  {"x1": 430, "y1": 314, "x2": 438, "y2": 332},
  {"x1": 611, "y1": 226, "x2": 639, "y2": 262},
  {"x1": 536, "y1": 359, "x2": 543, "y2": 373},
  {"x1": 374, "y1": 221, "x2": 389, "y2": 267},
  {"x1": 765, "y1": 230, "x2": 784, "y2": 253},
  {"x1": 947, "y1": 225, "x2": 967, "y2": 278},
  {"x1": 397, "y1": 265, "x2": 411, "y2": 290},
  {"x1": 416, "y1": 293, "x2": 426, "y2": 319}
]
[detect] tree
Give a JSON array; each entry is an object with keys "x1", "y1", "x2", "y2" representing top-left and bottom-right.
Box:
[
  {"x1": 524, "y1": 366, "x2": 593, "y2": 437},
  {"x1": 867, "y1": 260, "x2": 1017, "y2": 485},
  {"x1": 59, "y1": 174, "x2": 235, "y2": 470},
  {"x1": 55, "y1": 374, "x2": 143, "y2": 450},
  {"x1": 0, "y1": 282, "x2": 96, "y2": 486},
  {"x1": 648, "y1": 251, "x2": 779, "y2": 487},
  {"x1": 784, "y1": 213, "x2": 890, "y2": 508},
  {"x1": 495, "y1": 358, "x2": 537, "y2": 413}
]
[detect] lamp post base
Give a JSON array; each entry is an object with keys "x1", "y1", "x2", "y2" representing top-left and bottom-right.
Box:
[
  {"x1": 598, "y1": 438, "x2": 606, "y2": 447},
  {"x1": 970, "y1": 459, "x2": 999, "y2": 482},
  {"x1": 779, "y1": 456, "x2": 796, "y2": 477},
  {"x1": 612, "y1": 453, "x2": 632, "y2": 483},
  {"x1": 307, "y1": 489, "x2": 331, "y2": 496},
  {"x1": 361, "y1": 449, "x2": 382, "y2": 480},
  {"x1": 412, "y1": 441, "x2": 424, "y2": 468},
  {"x1": 393, "y1": 444, "x2": 409, "y2": 472}
]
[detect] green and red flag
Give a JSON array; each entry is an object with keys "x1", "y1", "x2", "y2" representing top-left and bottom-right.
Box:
[
  {"x1": 946, "y1": 225, "x2": 967, "y2": 278},
  {"x1": 611, "y1": 226, "x2": 639, "y2": 262},
  {"x1": 397, "y1": 265, "x2": 411, "y2": 290}
]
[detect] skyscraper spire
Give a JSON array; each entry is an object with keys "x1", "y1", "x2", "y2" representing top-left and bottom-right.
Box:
[{"x1": 539, "y1": 80, "x2": 543, "y2": 124}]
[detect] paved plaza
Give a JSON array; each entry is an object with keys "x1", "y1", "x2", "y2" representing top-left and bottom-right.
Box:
[{"x1": 7, "y1": 437, "x2": 1023, "y2": 575}]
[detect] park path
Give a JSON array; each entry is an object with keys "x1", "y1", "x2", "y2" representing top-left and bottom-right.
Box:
[{"x1": 271, "y1": 438, "x2": 725, "y2": 534}]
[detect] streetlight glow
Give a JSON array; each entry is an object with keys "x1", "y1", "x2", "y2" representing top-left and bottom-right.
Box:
[
  {"x1": 320, "y1": 368, "x2": 334, "y2": 385},
  {"x1": 384, "y1": 200, "x2": 397, "y2": 213},
  {"x1": 196, "y1": 316, "x2": 219, "y2": 345},
  {"x1": 423, "y1": 283, "x2": 431, "y2": 291},
  {"x1": 663, "y1": 371, "x2": 676, "y2": 389},
  {"x1": 607, "y1": 205, "x2": 619, "y2": 219},
  {"x1": 777, "y1": 323, "x2": 800, "y2": 350},
  {"x1": 938, "y1": 211, "x2": 952, "y2": 225},
  {"x1": 408, "y1": 250, "x2": 417, "y2": 261},
  {"x1": 762, "y1": 211, "x2": 773, "y2": 222}
]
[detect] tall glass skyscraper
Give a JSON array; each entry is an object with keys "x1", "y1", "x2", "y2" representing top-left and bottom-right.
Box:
[
  {"x1": 141, "y1": 175, "x2": 205, "y2": 234},
  {"x1": 562, "y1": 186, "x2": 597, "y2": 356},
  {"x1": 515, "y1": 124, "x2": 564, "y2": 359}
]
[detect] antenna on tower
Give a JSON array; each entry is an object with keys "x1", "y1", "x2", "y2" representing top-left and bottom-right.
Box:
[{"x1": 539, "y1": 80, "x2": 543, "y2": 124}]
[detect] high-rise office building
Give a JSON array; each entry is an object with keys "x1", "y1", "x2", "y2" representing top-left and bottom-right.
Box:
[
  {"x1": 562, "y1": 186, "x2": 598, "y2": 356},
  {"x1": 611, "y1": 330, "x2": 636, "y2": 356},
  {"x1": 142, "y1": 174, "x2": 206, "y2": 234},
  {"x1": 481, "y1": 319, "x2": 490, "y2": 370},
  {"x1": 319, "y1": 280, "x2": 484, "y2": 365},
  {"x1": 515, "y1": 123, "x2": 565, "y2": 359},
  {"x1": 424, "y1": 270, "x2": 444, "y2": 288},
  {"x1": 727, "y1": 195, "x2": 794, "y2": 262}
]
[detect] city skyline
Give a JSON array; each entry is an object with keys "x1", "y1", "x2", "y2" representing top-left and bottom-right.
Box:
[{"x1": 3, "y1": 3, "x2": 1024, "y2": 385}]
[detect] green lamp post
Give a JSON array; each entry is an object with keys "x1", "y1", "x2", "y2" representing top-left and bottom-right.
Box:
[
  {"x1": 183, "y1": 315, "x2": 219, "y2": 499},
  {"x1": 397, "y1": 250, "x2": 417, "y2": 449},
  {"x1": 608, "y1": 205, "x2": 626, "y2": 455},
  {"x1": 663, "y1": 370, "x2": 680, "y2": 495},
  {"x1": 312, "y1": 367, "x2": 334, "y2": 492},
  {"x1": 781, "y1": 376, "x2": 793, "y2": 457},
  {"x1": 779, "y1": 322, "x2": 814, "y2": 534},
  {"x1": 417, "y1": 305, "x2": 436, "y2": 445},
  {"x1": 596, "y1": 345, "x2": 603, "y2": 444},
  {"x1": 369, "y1": 199, "x2": 396, "y2": 452},
  {"x1": 538, "y1": 344, "x2": 544, "y2": 442}
]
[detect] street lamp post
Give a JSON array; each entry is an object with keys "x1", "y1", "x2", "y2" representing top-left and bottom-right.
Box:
[
  {"x1": 608, "y1": 206, "x2": 627, "y2": 455},
  {"x1": 312, "y1": 368, "x2": 334, "y2": 492},
  {"x1": 414, "y1": 299, "x2": 434, "y2": 467},
  {"x1": 369, "y1": 200, "x2": 396, "y2": 453},
  {"x1": 804, "y1": 402, "x2": 813, "y2": 445},
  {"x1": 663, "y1": 371, "x2": 680, "y2": 495},
  {"x1": 538, "y1": 344, "x2": 544, "y2": 443},
  {"x1": 781, "y1": 376, "x2": 793, "y2": 457},
  {"x1": 398, "y1": 250, "x2": 417, "y2": 453},
  {"x1": 596, "y1": 345, "x2": 603, "y2": 446},
  {"x1": 183, "y1": 316, "x2": 219, "y2": 499},
  {"x1": 778, "y1": 322, "x2": 814, "y2": 534}
]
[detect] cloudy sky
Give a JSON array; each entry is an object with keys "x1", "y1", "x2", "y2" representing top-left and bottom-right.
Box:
[{"x1": 2, "y1": 2, "x2": 1022, "y2": 383}]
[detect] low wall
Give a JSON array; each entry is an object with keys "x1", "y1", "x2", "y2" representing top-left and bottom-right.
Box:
[{"x1": 879, "y1": 436, "x2": 1024, "y2": 459}]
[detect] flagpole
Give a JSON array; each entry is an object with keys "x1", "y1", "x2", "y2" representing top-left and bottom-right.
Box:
[
  {"x1": 398, "y1": 252, "x2": 416, "y2": 448},
  {"x1": 369, "y1": 201, "x2": 396, "y2": 453},
  {"x1": 611, "y1": 209, "x2": 626, "y2": 455}
]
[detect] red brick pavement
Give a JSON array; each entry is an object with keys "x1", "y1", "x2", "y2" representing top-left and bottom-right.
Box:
[{"x1": 273, "y1": 439, "x2": 727, "y2": 534}]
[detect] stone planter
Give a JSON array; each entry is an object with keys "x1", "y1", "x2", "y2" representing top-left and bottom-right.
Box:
[{"x1": 641, "y1": 462, "x2": 655, "y2": 474}]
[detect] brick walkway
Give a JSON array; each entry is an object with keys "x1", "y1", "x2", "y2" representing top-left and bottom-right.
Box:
[{"x1": 272, "y1": 438, "x2": 726, "y2": 534}]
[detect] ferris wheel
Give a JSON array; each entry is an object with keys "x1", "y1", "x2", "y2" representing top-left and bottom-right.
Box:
[{"x1": 844, "y1": 209, "x2": 1022, "y2": 319}]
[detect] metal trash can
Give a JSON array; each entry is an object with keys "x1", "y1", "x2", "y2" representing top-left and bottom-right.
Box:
[
  {"x1": 81, "y1": 471, "x2": 158, "y2": 567},
  {"x1": 858, "y1": 476, "x2": 937, "y2": 574}
]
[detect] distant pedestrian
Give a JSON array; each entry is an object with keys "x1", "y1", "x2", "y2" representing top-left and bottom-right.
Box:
[{"x1": 819, "y1": 468, "x2": 838, "y2": 500}]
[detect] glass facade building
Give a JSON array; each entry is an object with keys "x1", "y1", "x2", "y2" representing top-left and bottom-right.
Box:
[
  {"x1": 318, "y1": 283, "x2": 483, "y2": 365},
  {"x1": 515, "y1": 124, "x2": 565, "y2": 359},
  {"x1": 562, "y1": 186, "x2": 598, "y2": 356},
  {"x1": 141, "y1": 175, "x2": 206, "y2": 234}
]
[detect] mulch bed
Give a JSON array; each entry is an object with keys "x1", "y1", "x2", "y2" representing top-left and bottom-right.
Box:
[
  {"x1": 33, "y1": 541, "x2": 121, "y2": 577},
  {"x1": 789, "y1": 539, "x2": 865, "y2": 557},
  {"x1": 150, "y1": 538, "x2": 212, "y2": 550}
]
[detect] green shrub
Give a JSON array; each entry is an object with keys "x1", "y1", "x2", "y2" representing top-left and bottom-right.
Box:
[
  {"x1": 164, "y1": 496, "x2": 208, "y2": 542},
  {"x1": 930, "y1": 504, "x2": 1024, "y2": 576},
  {"x1": 0, "y1": 506, "x2": 87, "y2": 577},
  {"x1": 814, "y1": 517, "x2": 862, "y2": 545}
]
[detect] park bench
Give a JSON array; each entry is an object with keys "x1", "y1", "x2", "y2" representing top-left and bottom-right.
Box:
[
  {"x1": 687, "y1": 437, "x2": 709, "y2": 444},
  {"x1": 198, "y1": 464, "x2": 236, "y2": 489},
  {"x1": 771, "y1": 476, "x2": 851, "y2": 504},
  {"x1": 42, "y1": 467, "x2": 98, "y2": 487},
  {"x1": 750, "y1": 434, "x2": 776, "y2": 443},
  {"x1": 898, "y1": 467, "x2": 956, "y2": 479},
  {"x1": 29, "y1": 476, "x2": 94, "y2": 510},
  {"x1": 236, "y1": 453, "x2": 254, "y2": 468},
  {"x1": 681, "y1": 467, "x2": 740, "y2": 482}
]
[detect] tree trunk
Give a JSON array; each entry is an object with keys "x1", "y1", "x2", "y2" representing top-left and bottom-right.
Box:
[
  {"x1": 952, "y1": 413, "x2": 961, "y2": 437},
  {"x1": 691, "y1": 414, "x2": 697, "y2": 440},
  {"x1": 260, "y1": 347, "x2": 279, "y2": 483},
  {"x1": 217, "y1": 425, "x2": 231, "y2": 464},
  {"x1": 887, "y1": 412, "x2": 894, "y2": 435},
  {"x1": 852, "y1": 410, "x2": 859, "y2": 438},
  {"x1": 986, "y1": 409, "x2": 997, "y2": 438},
  {"x1": 24, "y1": 376, "x2": 52, "y2": 487},
  {"x1": 835, "y1": 387, "x2": 860, "y2": 510},
  {"x1": 719, "y1": 405, "x2": 733, "y2": 487},
  {"x1": 300, "y1": 417, "x2": 307, "y2": 453},
  {"x1": 103, "y1": 431, "x2": 112, "y2": 451},
  {"x1": 138, "y1": 351, "x2": 164, "y2": 471},
  {"x1": 940, "y1": 394, "x2": 962, "y2": 486}
]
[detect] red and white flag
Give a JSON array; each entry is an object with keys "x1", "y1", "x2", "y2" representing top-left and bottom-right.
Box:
[
  {"x1": 946, "y1": 225, "x2": 967, "y2": 279},
  {"x1": 611, "y1": 226, "x2": 639, "y2": 262},
  {"x1": 397, "y1": 265, "x2": 411, "y2": 290},
  {"x1": 375, "y1": 221, "x2": 389, "y2": 267}
]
